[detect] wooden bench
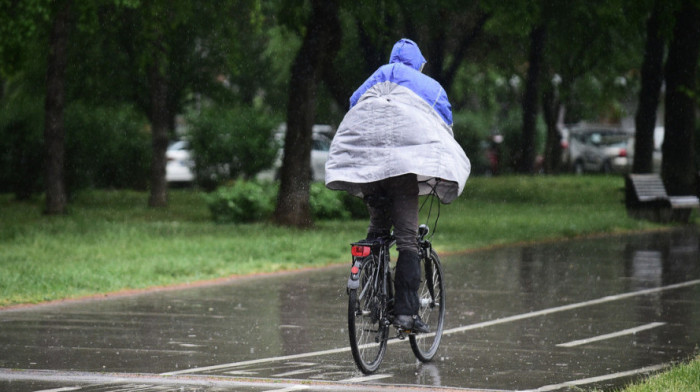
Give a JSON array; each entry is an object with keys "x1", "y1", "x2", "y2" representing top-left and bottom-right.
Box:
[{"x1": 625, "y1": 174, "x2": 699, "y2": 223}]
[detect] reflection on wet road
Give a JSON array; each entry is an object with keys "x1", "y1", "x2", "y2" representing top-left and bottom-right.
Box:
[{"x1": 1, "y1": 228, "x2": 699, "y2": 391}]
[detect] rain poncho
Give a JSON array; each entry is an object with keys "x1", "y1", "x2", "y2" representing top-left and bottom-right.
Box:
[{"x1": 325, "y1": 39, "x2": 470, "y2": 203}]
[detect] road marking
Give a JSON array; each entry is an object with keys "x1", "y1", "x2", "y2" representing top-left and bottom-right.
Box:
[
  {"x1": 272, "y1": 368, "x2": 321, "y2": 377},
  {"x1": 556, "y1": 322, "x2": 666, "y2": 348},
  {"x1": 532, "y1": 363, "x2": 668, "y2": 391},
  {"x1": 263, "y1": 386, "x2": 309, "y2": 392},
  {"x1": 0, "y1": 368, "x2": 452, "y2": 392},
  {"x1": 441, "y1": 279, "x2": 699, "y2": 336},
  {"x1": 340, "y1": 374, "x2": 393, "y2": 383},
  {"x1": 161, "y1": 347, "x2": 353, "y2": 375},
  {"x1": 162, "y1": 278, "x2": 700, "y2": 376}
]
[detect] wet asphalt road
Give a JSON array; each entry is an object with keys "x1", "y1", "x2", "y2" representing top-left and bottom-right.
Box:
[{"x1": 1, "y1": 228, "x2": 699, "y2": 392}]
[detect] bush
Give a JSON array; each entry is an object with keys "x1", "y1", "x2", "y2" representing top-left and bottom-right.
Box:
[
  {"x1": 0, "y1": 96, "x2": 44, "y2": 199},
  {"x1": 187, "y1": 106, "x2": 280, "y2": 190},
  {"x1": 341, "y1": 191, "x2": 369, "y2": 219},
  {"x1": 205, "y1": 180, "x2": 368, "y2": 223},
  {"x1": 205, "y1": 181, "x2": 277, "y2": 223},
  {"x1": 64, "y1": 102, "x2": 150, "y2": 191},
  {"x1": 0, "y1": 99, "x2": 150, "y2": 199},
  {"x1": 310, "y1": 182, "x2": 350, "y2": 220}
]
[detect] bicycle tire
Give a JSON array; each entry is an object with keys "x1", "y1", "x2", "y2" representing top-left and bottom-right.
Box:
[
  {"x1": 409, "y1": 249, "x2": 445, "y2": 362},
  {"x1": 348, "y1": 258, "x2": 388, "y2": 374}
]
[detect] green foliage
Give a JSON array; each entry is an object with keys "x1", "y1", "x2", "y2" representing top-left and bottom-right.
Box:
[
  {"x1": 0, "y1": 0, "x2": 51, "y2": 76},
  {"x1": 63, "y1": 102, "x2": 151, "y2": 191},
  {"x1": 0, "y1": 99, "x2": 151, "y2": 198},
  {"x1": 453, "y1": 105, "x2": 537, "y2": 175},
  {"x1": 341, "y1": 191, "x2": 370, "y2": 219},
  {"x1": 187, "y1": 105, "x2": 280, "y2": 189},
  {"x1": 450, "y1": 63, "x2": 544, "y2": 174},
  {"x1": 205, "y1": 180, "x2": 277, "y2": 223},
  {"x1": 453, "y1": 110, "x2": 493, "y2": 174},
  {"x1": 309, "y1": 182, "x2": 350, "y2": 220},
  {"x1": 0, "y1": 95, "x2": 44, "y2": 199},
  {"x1": 205, "y1": 180, "x2": 366, "y2": 223}
]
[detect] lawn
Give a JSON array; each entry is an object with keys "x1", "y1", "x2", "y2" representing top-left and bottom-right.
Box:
[
  {"x1": 0, "y1": 175, "x2": 673, "y2": 307},
  {"x1": 617, "y1": 355, "x2": 700, "y2": 392}
]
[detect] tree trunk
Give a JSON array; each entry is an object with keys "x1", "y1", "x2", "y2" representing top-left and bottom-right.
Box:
[
  {"x1": 274, "y1": 0, "x2": 340, "y2": 227},
  {"x1": 542, "y1": 83, "x2": 563, "y2": 174},
  {"x1": 662, "y1": 0, "x2": 700, "y2": 195},
  {"x1": 148, "y1": 60, "x2": 170, "y2": 207},
  {"x1": 518, "y1": 25, "x2": 546, "y2": 174},
  {"x1": 43, "y1": 0, "x2": 71, "y2": 215},
  {"x1": 633, "y1": 0, "x2": 665, "y2": 174}
]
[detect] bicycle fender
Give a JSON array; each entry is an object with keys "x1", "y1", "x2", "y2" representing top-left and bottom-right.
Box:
[{"x1": 347, "y1": 260, "x2": 362, "y2": 290}]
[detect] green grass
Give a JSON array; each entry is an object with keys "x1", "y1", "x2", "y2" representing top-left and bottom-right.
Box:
[
  {"x1": 0, "y1": 175, "x2": 676, "y2": 307},
  {"x1": 617, "y1": 356, "x2": 700, "y2": 392}
]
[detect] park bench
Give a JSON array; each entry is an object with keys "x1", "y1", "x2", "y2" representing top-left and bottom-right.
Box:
[{"x1": 625, "y1": 173, "x2": 699, "y2": 223}]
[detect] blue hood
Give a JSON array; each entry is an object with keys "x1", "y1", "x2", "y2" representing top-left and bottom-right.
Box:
[
  {"x1": 389, "y1": 38, "x2": 426, "y2": 71},
  {"x1": 349, "y1": 38, "x2": 452, "y2": 126}
]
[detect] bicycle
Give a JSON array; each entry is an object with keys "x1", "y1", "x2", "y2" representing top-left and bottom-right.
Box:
[{"x1": 346, "y1": 222, "x2": 445, "y2": 374}]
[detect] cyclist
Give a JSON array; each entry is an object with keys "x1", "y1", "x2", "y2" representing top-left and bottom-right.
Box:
[{"x1": 326, "y1": 38, "x2": 470, "y2": 333}]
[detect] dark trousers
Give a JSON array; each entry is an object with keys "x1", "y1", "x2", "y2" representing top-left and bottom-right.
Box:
[{"x1": 361, "y1": 174, "x2": 421, "y2": 315}]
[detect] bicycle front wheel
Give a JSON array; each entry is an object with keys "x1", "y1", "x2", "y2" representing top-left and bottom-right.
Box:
[
  {"x1": 348, "y1": 261, "x2": 388, "y2": 374},
  {"x1": 410, "y1": 249, "x2": 445, "y2": 362}
]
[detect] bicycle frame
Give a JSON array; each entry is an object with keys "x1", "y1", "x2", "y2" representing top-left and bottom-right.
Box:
[{"x1": 417, "y1": 224, "x2": 436, "y2": 308}]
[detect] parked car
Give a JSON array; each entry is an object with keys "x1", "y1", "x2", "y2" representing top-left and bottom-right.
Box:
[
  {"x1": 626, "y1": 126, "x2": 664, "y2": 173},
  {"x1": 166, "y1": 140, "x2": 195, "y2": 183},
  {"x1": 256, "y1": 124, "x2": 333, "y2": 182},
  {"x1": 567, "y1": 125, "x2": 633, "y2": 174}
]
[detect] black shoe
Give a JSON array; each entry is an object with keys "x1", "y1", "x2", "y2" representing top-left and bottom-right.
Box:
[{"x1": 393, "y1": 314, "x2": 430, "y2": 333}]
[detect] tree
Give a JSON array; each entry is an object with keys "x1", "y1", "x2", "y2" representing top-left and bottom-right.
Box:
[
  {"x1": 478, "y1": 0, "x2": 547, "y2": 174},
  {"x1": 0, "y1": 0, "x2": 71, "y2": 212},
  {"x1": 42, "y1": 0, "x2": 72, "y2": 214},
  {"x1": 662, "y1": 0, "x2": 700, "y2": 195},
  {"x1": 633, "y1": 0, "x2": 666, "y2": 174},
  {"x1": 274, "y1": 0, "x2": 341, "y2": 227},
  {"x1": 398, "y1": 1, "x2": 491, "y2": 97},
  {"x1": 1, "y1": 0, "x2": 145, "y2": 210},
  {"x1": 520, "y1": 1, "x2": 642, "y2": 174},
  {"x1": 518, "y1": 24, "x2": 546, "y2": 174},
  {"x1": 104, "y1": 1, "x2": 264, "y2": 206},
  {"x1": 322, "y1": 1, "x2": 491, "y2": 111}
]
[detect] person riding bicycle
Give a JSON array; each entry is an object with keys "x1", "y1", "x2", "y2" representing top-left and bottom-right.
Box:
[{"x1": 326, "y1": 38, "x2": 470, "y2": 333}]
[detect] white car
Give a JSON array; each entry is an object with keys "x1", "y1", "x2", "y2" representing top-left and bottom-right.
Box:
[
  {"x1": 166, "y1": 140, "x2": 195, "y2": 183},
  {"x1": 256, "y1": 124, "x2": 333, "y2": 182},
  {"x1": 567, "y1": 126, "x2": 633, "y2": 174}
]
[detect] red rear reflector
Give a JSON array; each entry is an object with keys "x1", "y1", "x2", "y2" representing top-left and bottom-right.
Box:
[
  {"x1": 351, "y1": 245, "x2": 371, "y2": 257},
  {"x1": 351, "y1": 266, "x2": 359, "y2": 274},
  {"x1": 619, "y1": 148, "x2": 627, "y2": 157}
]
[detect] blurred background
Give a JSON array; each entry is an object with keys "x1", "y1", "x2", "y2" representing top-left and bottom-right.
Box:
[{"x1": 1, "y1": 0, "x2": 699, "y2": 219}]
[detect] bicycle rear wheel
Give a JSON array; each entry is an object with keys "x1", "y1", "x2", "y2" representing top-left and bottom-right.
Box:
[
  {"x1": 348, "y1": 259, "x2": 388, "y2": 374},
  {"x1": 410, "y1": 249, "x2": 445, "y2": 362}
]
